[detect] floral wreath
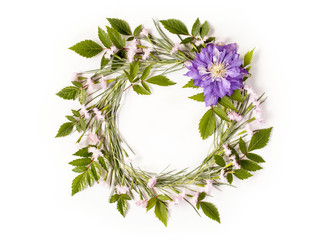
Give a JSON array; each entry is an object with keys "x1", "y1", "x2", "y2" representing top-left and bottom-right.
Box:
[{"x1": 56, "y1": 18, "x2": 273, "y2": 226}]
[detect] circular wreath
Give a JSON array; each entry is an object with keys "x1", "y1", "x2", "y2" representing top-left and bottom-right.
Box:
[{"x1": 56, "y1": 18, "x2": 272, "y2": 226}]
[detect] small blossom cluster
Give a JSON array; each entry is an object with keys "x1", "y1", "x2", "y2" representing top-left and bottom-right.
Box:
[{"x1": 245, "y1": 85, "x2": 263, "y2": 123}]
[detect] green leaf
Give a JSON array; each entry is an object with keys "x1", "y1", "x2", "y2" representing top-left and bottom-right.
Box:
[
  {"x1": 230, "y1": 89, "x2": 243, "y2": 102},
  {"x1": 189, "y1": 92, "x2": 204, "y2": 102},
  {"x1": 182, "y1": 79, "x2": 199, "y2": 89},
  {"x1": 72, "y1": 109, "x2": 80, "y2": 117},
  {"x1": 198, "y1": 192, "x2": 207, "y2": 202},
  {"x1": 213, "y1": 107, "x2": 230, "y2": 121},
  {"x1": 200, "y1": 21, "x2": 210, "y2": 39},
  {"x1": 98, "y1": 156, "x2": 109, "y2": 171},
  {"x1": 244, "y1": 48, "x2": 255, "y2": 67},
  {"x1": 98, "y1": 27, "x2": 112, "y2": 48},
  {"x1": 106, "y1": 26, "x2": 126, "y2": 49},
  {"x1": 155, "y1": 201, "x2": 168, "y2": 227},
  {"x1": 233, "y1": 169, "x2": 253, "y2": 180},
  {"x1": 181, "y1": 37, "x2": 194, "y2": 44},
  {"x1": 214, "y1": 155, "x2": 225, "y2": 167},
  {"x1": 227, "y1": 173, "x2": 233, "y2": 184},
  {"x1": 191, "y1": 18, "x2": 201, "y2": 36},
  {"x1": 120, "y1": 194, "x2": 131, "y2": 200},
  {"x1": 219, "y1": 96, "x2": 237, "y2": 111},
  {"x1": 66, "y1": 115, "x2": 76, "y2": 122},
  {"x1": 246, "y1": 153, "x2": 265, "y2": 163},
  {"x1": 132, "y1": 85, "x2": 150, "y2": 95},
  {"x1": 129, "y1": 61, "x2": 139, "y2": 80},
  {"x1": 199, "y1": 109, "x2": 216, "y2": 140},
  {"x1": 78, "y1": 89, "x2": 87, "y2": 105},
  {"x1": 56, "y1": 86, "x2": 79, "y2": 100},
  {"x1": 90, "y1": 162, "x2": 100, "y2": 181},
  {"x1": 69, "y1": 158, "x2": 91, "y2": 166},
  {"x1": 205, "y1": 37, "x2": 216, "y2": 43},
  {"x1": 239, "y1": 137, "x2": 247, "y2": 154},
  {"x1": 146, "y1": 197, "x2": 157, "y2": 212},
  {"x1": 110, "y1": 194, "x2": 120, "y2": 203},
  {"x1": 72, "y1": 166, "x2": 87, "y2": 173},
  {"x1": 100, "y1": 55, "x2": 110, "y2": 69},
  {"x1": 133, "y1": 25, "x2": 143, "y2": 37},
  {"x1": 72, "y1": 81, "x2": 82, "y2": 88},
  {"x1": 73, "y1": 147, "x2": 92, "y2": 157},
  {"x1": 69, "y1": 40, "x2": 103, "y2": 58},
  {"x1": 157, "y1": 195, "x2": 170, "y2": 201},
  {"x1": 199, "y1": 202, "x2": 220, "y2": 223},
  {"x1": 160, "y1": 19, "x2": 189, "y2": 35},
  {"x1": 56, "y1": 122, "x2": 74, "y2": 138},
  {"x1": 141, "y1": 64, "x2": 152, "y2": 80},
  {"x1": 146, "y1": 76, "x2": 176, "y2": 86},
  {"x1": 240, "y1": 160, "x2": 262, "y2": 171},
  {"x1": 71, "y1": 172, "x2": 88, "y2": 196},
  {"x1": 141, "y1": 82, "x2": 151, "y2": 93},
  {"x1": 248, "y1": 127, "x2": 273, "y2": 152},
  {"x1": 117, "y1": 198, "x2": 128, "y2": 217},
  {"x1": 107, "y1": 18, "x2": 132, "y2": 35},
  {"x1": 79, "y1": 118, "x2": 86, "y2": 131}
]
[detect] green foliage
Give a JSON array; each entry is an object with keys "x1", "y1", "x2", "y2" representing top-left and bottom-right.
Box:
[
  {"x1": 78, "y1": 89, "x2": 87, "y2": 105},
  {"x1": 98, "y1": 157, "x2": 109, "y2": 171},
  {"x1": 219, "y1": 96, "x2": 237, "y2": 111},
  {"x1": 72, "y1": 166, "x2": 87, "y2": 173},
  {"x1": 107, "y1": 18, "x2": 132, "y2": 35},
  {"x1": 181, "y1": 37, "x2": 194, "y2": 44},
  {"x1": 191, "y1": 18, "x2": 201, "y2": 36},
  {"x1": 69, "y1": 40, "x2": 103, "y2": 58},
  {"x1": 109, "y1": 194, "x2": 120, "y2": 203},
  {"x1": 239, "y1": 137, "x2": 247, "y2": 154},
  {"x1": 230, "y1": 89, "x2": 243, "y2": 102},
  {"x1": 129, "y1": 61, "x2": 139, "y2": 81},
  {"x1": 69, "y1": 158, "x2": 91, "y2": 166},
  {"x1": 73, "y1": 147, "x2": 92, "y2": 157},
  {"x1": 199, "y1": 201, "x2": 220, "y2": 223},
  {"x1": 200, "y1": 21, "x2": 210, "y2": 39},
  {"x1": 155, "y1": 200, "x2": 168, "y2": 226},
  {"x1": 160, "y1": 19, "x2": 189, "y2": 35},
  {"x1": 72, "y1": 109, "x2": 80, "y2": 117},
  {"x1": 240, "y1": 160, "x2": 262, "y2": 171},
  {"x1": 98, "y1": 27, "x2": 112, "y2": 48},
  {"x1": 66, "y1": 115, "x2": 76, "y2": 122},
  {"x1": 233, "y1": 169, "x2": 253, "y2": 180},
  {"x1": 106, "y1": 26, "x2": 126, "y2": 49},
  {"x1": 117, "y1": 198, "x2": 128, "y2": 217},
  {"x1": 214, "y1": 155, "x2": 225, "y2": 167},
  {"x1": 244, "y1": 48, "x2": 255, "y2": 67},
  {"x1": 189, "y1": 92, "x2": 204, "y2": 102},
  {"x1": 146, "y1": 76, "x2": 176, "y2": 86},
  {"x1": 56, "y1": 122, "x2": 74, "y2": 138},
  {"x1": 227, "y1": 173, "x2": 233, "y2": 184},
  {"x1": 182, "y1": 79, "x2": 199, "y2": 89},
  {"x1": 100, "y1": 55, "x2": 109, "y2": 69},
  {"x1": 248, "y1": 128, "x2": 273, "y2": 152},
  {"x1": 133, "y1": 25, "x2": 143, "y2": 37},
  {"x1": 56, "y1": 86, "x2": 79, "y2": 100},
  {"x1": 198, "y1": 192, "x2": 207, "y2": 202},
  {"x1": 246, "y1": 153, "x2": 265, "y2": 163},
  {"x1": 141, "y1": 64, "x2": 152, "y2": 80},
  {"x1": 213, "y1": 107, "x2": 230, "y2": 121},
  {"x1": 141, "y1": 82, "x2": 151, "y2": 93},
  {"x1": 199, "y1": 109, "x2": 216, "y2": 140},
  {"x1": 72, "y1": 81, "x2": 82, "y2": 88},
  {"x1": 146, "y1": 197, "x2": 157, "y2": 211},
  {"x1": 133, "y1": 85, "x2": 150, "y2": 95},
  {"x1": 72, "y1": 172, "x2": 88, "y2": 195}
]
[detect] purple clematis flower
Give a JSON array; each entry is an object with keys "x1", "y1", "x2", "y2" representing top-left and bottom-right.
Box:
[{"x1": 185, "y1": 43, "x2": 248, "y2": 106}]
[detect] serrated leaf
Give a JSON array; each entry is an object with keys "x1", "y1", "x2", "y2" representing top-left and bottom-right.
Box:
[
  {"x1": 146, "y1": 197, "x2": 157, "y2": 212},
  {"x1": 157, "y1": 195, "x2": 170, "y2": 201},
  {"x1": 98, "y1": 157, "x2": 108, "y2": 171},
  {"x1": 230, "y1": 89, "x2": 243, "y2": 102},
  {"x1": 198, "y1": 192, "x2": 207, "y2": 202},
  {"x1": 189, "y1": 92, "x2": 204, "y2": 102},
  {"x1": 141, "y1": 82, "x2": 151, "y2": 93},
  {"x1": 146, "y1": 75, "x2": 176, "y2": 86},
  {"x1": 160, "y1": 19, "x2": 189, "y2": 35},
  {"x1": 107, "y1": 18, "x2": 132, "y2": 35},
  {"x1": 199, "y1": 201, "x2": 220, "y2": 223},
  {"x1": 56, "y1": 122, "x2": 74, "y2": 138},
  {"x1": 100, "y1": 55, "x2": 109, "y2": 69},
  {"x1": 73, "y1": 147, "x2": 92, "y2": 157},
  {"x1": 239, "y1": 137, "x2": 247, "y2": 154},
  {"x1": 132, "y1": 85, "x2": 150, "y2": 95},
  {"x1": 141, "y1": 64, "x2": 152, "y2": 80},
  {"x1": 72, "y1": 166, "x2": 87, "y2": 173},
  {"x1": 71, "y1": 172, "x2": 88, "y2": 196},
  {"x1": 233, "y1": 169, "x2": 253, "y2": 180},
  {"x1": 66, "y1": 115, "x2": 76, "y2": 122},
  {"x1": 130, "y1": 61, "x2": 139, "y2": 80},
  {"x1": 106, "y1": 26, "x2": 126, "y2": 49},
  {"x1": 227, "y1": 173, "x2": 233, "y2": 184},
  {"x1": 121, "y1": 194, "x2": 131, "y2": 200},
  {"x1": 133, "y1": 25, "x2": 143, "y2": 37},
  {"x1": 78, "y1": 89, "x2": 87, "y2": 105},
  {"x1": 182, "y1": 79, "x2": 199, "y2": 89},
  {"x1": 98, "y1": 27, "x2": 112, "y2": 48},
  {"x1": 79, "y1": 118, "x2": 86, "y2": 131},
  {"x1": 155, "y1": 201, "x2": 168, "y2": 227},
  {"x1": 240, "y1": 160, "x2": 262, "y2": 171},
  {"x1": 72, "y1": 81, "x2": 83, "y2": 88},
  {"x1": 248, "y1": 127, "x2": 273, "y2": 152},
  {"x1": 69, "y1": 158, "x2": 92, "y2": 166},
  {"x1": 246, "y1": 153, "x2": 265, "y2": 163},
  {"x1": 213, "y1": 107, "x2": 230, "y2": 121},
  {"x1": 199, "y1": 109, "x2": 216, "y2": 140},
  {"x1": 181, "y1": 37, "x2": 194, "y2": 44},
  {"x1": 69, "y1": 40, "x2": 103, "y2": 58},
  {"x1": 244, "y1": 48, "x2": 255, "y2": 67},
  {"x1": 56, "y1": 86, "x2": 80, "y2": 100},
  {"x1": 200, "y1": 21, "x2": 210, "y2": 39},
  {"x1": 72, "y1": 109, "x2": 80, "y2": 117},
  {"x1": 191, "y1": 18, "x2": 201, "y2": 36},
  {"x1": 117, "y1": 198, "x2": 128, "y2": 217},
  {"x1": 90, "y1": 162, "x2": 99, "y2": 181},
  {"x1": 109, "y1": 194, "x2": 120, "y2": 203},
  {"x1": 214, "y1": 155, "x2": 225, "y2": 167},
  {"x1": 219, "y1": 96, "x2": 237, "y2": 111}
]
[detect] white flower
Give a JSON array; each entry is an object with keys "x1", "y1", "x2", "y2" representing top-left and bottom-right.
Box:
[
  {"x1": 142, "y1": 46, "x2": 153, "y2": 60},
  {"x1": 204, "y1": 179, "x2": 213, "y2": 193},
  {"x1": 127, "y1": 39, "x2": 138, "y2": 62},
  {"x1": 170, "y1": 43, "x2": 180, "y2": 54},
  {"x1": 80, "y1": 106, "x2": 90, "y2": 119},
  {"x1": 220, "y1": 169, "x2": 228, "y2": 183},
  {"x1": 191, "y1": 192, "x2": 199, "y2": 205},
  {"x1": 194, "y1": 36, "x2": 208, "y2": 46},
  {"x1": 232, "y1": 159, "x2": 241, "y2": 170},
  {"x1": 88, "y1": 132, "x2": 99, "y2": 145},
  {"x1": 228, "y1": 111, "x2": 243, "y2": 122},
  {"x1": 223, "y1": 144, "x2": 232, "y2": 156},
  {"x1": 135, "y1": 199, "x2": 148, "y2": 208},
  {"x1": 147, "y1": 176, "x2": 157, "y2": 188},
  {"x1": 140, "y1": 28, "x2": 150, "y2": 37},
  {"x1": 86, "y1": 77, "x2": 95, "y2": 91},
  {"x1": 173, "y1": 190, "x2": 186, "y2": 205},
  {"x1": 104, "y1": 46, "x2": 117, "y2": 59},
  {"x1": 99, "y1": 76, "x2": 108, "y2": 89},
  {"x1": 116, "y1": 185, "x2": 129, "y2": 195},
  {"x1": 88, "y1": 147, "x2": 103, "y2": 159},
  {"x1": 93, "y1": 108, "x2": 104, "y2": 121}
]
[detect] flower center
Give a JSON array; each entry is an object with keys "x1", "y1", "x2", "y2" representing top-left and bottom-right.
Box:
[{"x1": 209, "y1": 63, "x2": 227, "y2": 79}]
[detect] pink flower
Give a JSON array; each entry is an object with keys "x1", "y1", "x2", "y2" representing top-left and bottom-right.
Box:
[
  {"x1": 228, "y1": 111, "x2": 243, "y2": 122},
  {"x1": 174, "y1": 190, "x2": 186, "y2": 205},
  {"x1": 127, "y1": 39, "x2": 138, "y2": 62},
  {"x1": 245, "y1": 123, "x2": 253, "y2": 136},
  {"x1": 135, "y1": 199, "x2": 148, "y2": 208},
  {"x1": 88, "y1": 147, "x2": 103, "y2": 159},
  {"x1": 170, "y1": 43, "x2": 180, "y2": 54},
  {"x1": 86, "y1": 77, "x2": 95, "y2": 91},
  {"x1": 204, "y1": 179, "x2": 213, "y2": 193},
  {"x1": 194, "y1": 36, "x2": 208, "y2": 46},
  {"x1": 104, "y1": 46, "x2": 117, "y2": 59},
  {"x1": 116, "y1": 185, "x2": 129, "y2": 195},
  {"x1": 223, "y1": 144, "x2": 232, "y2": 156},
  {"x1": 93, "y1": 108, "x2": 104, "y2": 121},
  {"x1": 232, "y1": 159, "x2": 241, "y2": 170},
  {"x1": 142, "y1": 46, "x2": 153, "y2": 60},
  {"x1": 99, "y1": 76, "x2": 108, "y2": 89},
  {"x1": 147, "y1": 176, "x2": 157, "y2": 188},
  {"x1": 191, "y1": 192, "x2": 199, "y2": 204},
  {"x1": 254, "y1": 107, "x2": 263, "y2": 123},
  {"x1": 244, "y1": 85, "x2": 256, "y2": 96},
  {"x1": 80, "y1": 106, "x2": 90, "y2": 119},
  {"x1": 220, "y1": 169, "x2": 227, "y2": 183},
  {"x1": 140, "y1": 28, "x2": 150, "y2": 37},
  {"x1": 88, "y1": 132, "x2": 99, "y2": 145}
]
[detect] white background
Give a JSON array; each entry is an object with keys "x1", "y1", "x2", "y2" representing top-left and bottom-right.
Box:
[{"x1": 1, "y1": 0, "x2": 334, "y2": 239}]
